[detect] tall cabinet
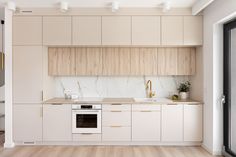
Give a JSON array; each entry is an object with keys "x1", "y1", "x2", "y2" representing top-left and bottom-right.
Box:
[{"x1": 13, "y1": 16, "x2": 43, "y2": 143}]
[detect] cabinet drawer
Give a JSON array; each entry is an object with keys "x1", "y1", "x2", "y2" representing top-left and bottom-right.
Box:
[
  {"x1": 102, "y1": 104, "x2": 131, "y2": 111},
  {"x1": 102, "y1": 126, "x2": 131, "y2": 141},
  {"x1": 72, "y1": 134, "x2": 101, "y2": 142},
  {"x1": 102, "y1": 111, "x2": 131, "y2": 126},
  {"x1": 132, "y1": 105, "x2": 161, "y2": 111}
]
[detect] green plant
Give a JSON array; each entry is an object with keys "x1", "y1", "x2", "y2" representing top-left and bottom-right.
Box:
[{"x1": 177, "y1": 81, "x2": 191, "y2": 93}]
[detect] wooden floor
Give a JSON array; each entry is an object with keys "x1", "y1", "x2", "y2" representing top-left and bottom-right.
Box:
[{"x1": 0, "y1": 146, "x2": 222, "y2": 157}]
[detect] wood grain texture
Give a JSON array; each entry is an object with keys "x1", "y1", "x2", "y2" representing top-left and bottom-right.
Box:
[
  {"x1": 130, "y1": 48, "x2": 141, "y2": 75},
  {"x1": 102, "y1": 47, "x2": 120, "y2": 75},
  {"x1": 0, "y1": 146, "x2": 221, "y2": 157},
  {"x1": 158, "y1": 48, "x2": 177, "y2": 75},
  {"x1": 177, "y1": 48, "x2": 196, "y2": 75},
  {"x1": 139, "y1": 48, "x2": 158, "y2": 75}
]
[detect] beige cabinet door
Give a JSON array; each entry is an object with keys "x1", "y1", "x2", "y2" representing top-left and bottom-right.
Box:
[
  {"x1": 184, "y1": 104, "x2": 203, "y2": 142},
  {"x1": 139, "y1": 48, "x2": 158, "y2": 75},
  {"x1": 177, "y1": 48, "x2": 196, "y2": 75},
  {"x1": 75, "y1": 47, "x2": 103, "y2": 75},
  {"x1": 43, "y1": 104, "x2": 72, "y2": 141},
  {"x1": 162, "y1": 104, "x2": 184, "y2": 142},
  {"x1": 161, "y1": 16, "x2": 183, "y2": 45},
  {"x1": 13, "y1": 46, "x2": 43, "y2": 103},
  {"x1": 43, "y1": 16, "x2": 72, "y2": 45},
  {"x1": 72, "y1": 16, "x2": 102, "y2": 45},
  {"x1": 158, "y1": 48, "x2": 178, "y2": 75},
  {"x1": 102, "y1": 16, "x2": 131, "y2": 45},
  {"x1": 184, "y1": 16, "x2": 203, "y2": 46},
  {"x1": 13, "y1": 104, "x2": 42, "y2": 142},
  {"x1": 132, "y1": 16, "x2": 161, "y2": 45},
  {"x1": 132, "y1": 110, "x2": 161, "y2": 141},
  {"x1": 48, "y1": 48, "x2": 76, "y2": 76},
  {"x1": 13, "y1": 16, "x2": 42, "y2": 45}
]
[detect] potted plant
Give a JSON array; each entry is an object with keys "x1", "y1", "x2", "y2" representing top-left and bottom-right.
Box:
[{"x1": 177, "y1": 81, "x2": 191, "y2": 100}]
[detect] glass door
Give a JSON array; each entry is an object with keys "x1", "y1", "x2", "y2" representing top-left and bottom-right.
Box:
[{"x1": 224, "y1": 19, "x2": 236, "y2": 156}]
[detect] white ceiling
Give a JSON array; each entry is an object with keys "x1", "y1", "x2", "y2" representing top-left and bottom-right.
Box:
[{"x1": 0, "y1": 0, "x2": 198, "y2": 8}]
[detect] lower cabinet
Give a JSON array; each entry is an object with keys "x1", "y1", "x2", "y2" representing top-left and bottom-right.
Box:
[
  {"x1": 72, "y1": 134, "x2": 101, "y2": 142},
  {"x1": 132, "y1": 105, "x2": 161, "y2": 141},
  {"x1": 102, "y1": 126, "x2": 131, "y2": 141},
  {"x1": 161, "y1": 104, "x2": 184, "y2": 142},
  {"x1": 43, "y1": 104, "x2": 72, "y2": 141},
  {"x1": 184, "y1": 104, "x2": 203, "y2": 142},
  {"x1": 13, "y1": 104, "x2": 42, "y2": 143}
]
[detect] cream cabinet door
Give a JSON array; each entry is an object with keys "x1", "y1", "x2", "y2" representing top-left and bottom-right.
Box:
[
  {"x1": 13, "y1": 16, "x2": 42, "y2": 45},
  {"x1": 48, "y1": 48, "x2": 76, "y2": 76},
  {"x1": 158, "y1": 48, "x2": 178, "y2": 75},
  {"x1": 162, "y1": 104, "x2": 183, "y2": 142},
  {"x1": 13, "y1": 104, "x2": 42, "y2": 142},
  {"x1": 43, "y1": 104, "x2": 72, "y2": 141},
  {"x1": 43, "y1": 16, "x2": 72, "y2": 45},
  {"x1": 132, "y1": 16, "x2": 161, "y2": 45},
  {"x1": 72, "y1": 16, "x2": 101, "y2": 45},
  {"x1": 177, "y1": 48, "x2": 196, "y2": 75},
  {"x1": 161, "y1": 16, "x2": 183, "y2": 45},
  {"x1": 184, "y1": 16, "x2": 203, "y2": 46},
  {"x1": 13, "y1": 46, "x2": 43, "y2": 103},
  {"x1": 184, "y1": 104, "x2": 203, "y2": 142},
  {"x1": 132, "y1": 106, "x2": 161, "y2": 141},
  {"x1": 102, "y1": 16, "x2": 131, "y2": 45}
]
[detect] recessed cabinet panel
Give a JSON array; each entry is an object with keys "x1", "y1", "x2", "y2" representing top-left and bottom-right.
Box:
[
  {"x1": 43, "y1": 16, "x2": 72, "y2": 45},
  {"x1": 132, "y1": 16, "x2": 161, "y2": 45},
  {"x1": 102, "y1": 16, "x2": 131, "y2": 45},
  {"x1": 72, "y1": 16, "x2": 102, "y2": 45},
  {"x1": 161, "y1": 16, "x2": 183, "y2": 45},
  {"x1": 13, "y1": 16, "x2": 42, "y2": 45},
  {"x1": 184, "y1": 16, "x2": 203, "y2": 45},
  {"x1": 13, "y1": 105, "x2": 42, "y2": 142}
]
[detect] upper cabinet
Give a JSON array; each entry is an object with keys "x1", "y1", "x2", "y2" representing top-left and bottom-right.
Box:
[
  {"x1": 72, "y1": 16, "x2": 102, "y2": 45},
  {"x1": 43, "y1": 16, "x2": 72, "y2": 45},
  {"x1": 177, "y1": 48, "x2": 196, "y2": 75},
  {"x1": 132, "y1": 16, "x2": 161, "y2": 46},
  {"x1": 161, "y1": 16, "x2": 184, "y2": 45},
  {"x1": 13, "y1": 16, "x2": 42, "y2": 45},
  {"x1": 184, "y1": 16, "x2": 203, "y2": 46},
  {"x1": 102, "y1": 16, "x2": 131, "y2": 45}
]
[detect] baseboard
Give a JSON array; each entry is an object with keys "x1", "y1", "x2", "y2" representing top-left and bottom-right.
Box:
[
  {"x1": 201, "y1": 144, "x2": 222, "y2": 155},
  {"x1": 4, "y1": 142, "x2": 15, "y2": 148}
]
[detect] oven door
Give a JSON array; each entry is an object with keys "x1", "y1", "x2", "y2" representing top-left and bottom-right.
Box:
[{"x1": 72, "y1": 110, "x2": 101, "y2": 134}]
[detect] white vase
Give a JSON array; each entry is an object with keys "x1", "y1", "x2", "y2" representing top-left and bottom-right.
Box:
[{"x1": 179, "y1": 92, "x2": 189, "y2": 100}]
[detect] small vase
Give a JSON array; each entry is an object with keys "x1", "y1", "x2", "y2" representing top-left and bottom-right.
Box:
[{"x1": 179, "y1": 92, "x2": 189, "y2": 100}]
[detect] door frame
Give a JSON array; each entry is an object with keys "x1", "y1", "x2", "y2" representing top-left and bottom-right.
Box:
[{"x1": 223, "y1": 19, "x2": 236, "y2": 157}]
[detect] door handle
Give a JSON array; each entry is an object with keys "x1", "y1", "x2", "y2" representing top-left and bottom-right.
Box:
[{"x1": 221, "y1": 94, "x2": 226, "y2": 109}]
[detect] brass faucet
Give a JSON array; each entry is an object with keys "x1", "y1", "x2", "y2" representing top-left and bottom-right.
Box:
[{"x1": 146, "y1": 80, "x2": 155, "y2": 98}]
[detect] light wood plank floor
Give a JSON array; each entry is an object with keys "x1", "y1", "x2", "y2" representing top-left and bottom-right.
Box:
[{"x1": 0, "y1": 146, "x2": 222, "y2": 157}]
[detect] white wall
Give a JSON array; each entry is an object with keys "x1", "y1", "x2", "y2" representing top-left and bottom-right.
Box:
[{"x1": 203, "y1": 0, "x2": 236, "y2": 154}]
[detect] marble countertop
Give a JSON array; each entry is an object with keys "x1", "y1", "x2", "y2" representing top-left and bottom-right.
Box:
[{"x1": 43, "y1": 97, "x2": 202, "y2": 105}]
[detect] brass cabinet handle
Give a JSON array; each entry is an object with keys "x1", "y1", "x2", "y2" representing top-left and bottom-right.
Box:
[
  {"x1": 111, "y1": 104, "x2": 122, "y2": 105},
  {"x1": 110, "y1": 110, "x2": 122, "y2": 112},
  {"x1": 110, "y1": 125, "x2": 122, "y2": 128},
  {"x1": 140, "y1": 110, "x2": 152, "y2": 112}
]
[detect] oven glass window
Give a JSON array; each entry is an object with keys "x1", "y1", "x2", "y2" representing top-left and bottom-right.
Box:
[{"x1": 76, "y1": 114, "x2": 97, "y2": 128}]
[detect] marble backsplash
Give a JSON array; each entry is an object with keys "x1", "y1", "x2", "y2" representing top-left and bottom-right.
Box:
[{"x1": 52, "y1": 76, "x2": 189, "y2": 98}]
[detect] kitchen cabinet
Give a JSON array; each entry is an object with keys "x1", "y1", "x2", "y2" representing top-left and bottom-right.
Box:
[
  {"x1": 13, "y1": 104, "x2": 42, "y2": 142},
  {"x1": 13, "y1": 46, "x2": 43, "y2": 103},
  {"x1": 43, "y1": 104, "x2": 72, "y2": 141},
  {"x1": 13, "y1": 16, "x2": 42, "y2": 45},
  {"x1": 102, "y1": 16, "x2": 131, "y2": 45},
  {"x1": 132, "y1": 16, "x2": 161, "y2": 45},
  {"x1": 132, "y1": 105, "x2": 161, "y2": 141},
  {"x1": 102, "y1": 104, "x2": 131, "y2": 141},
  {"x1": 130, "y1": 48, "x2": 141, "y2": 75},
  {"x1": 48, "y1": 47, "x2": 76, "y2": 76},
  {"x1": 43, "y1": 16, "x2": 72, "y2": 45},
  {"x1": 158, "y1": 48, "x2": 178, "y2": 75},
  {"x1": 139, "y1": 48, "x2": 158, "y2": 75},
  {"x1": 162, "y1": 104, "x2": 183, "y2": 142},
  {"x1": 177, "y1": 48, "x2": 196, "y2": 75},
  {"x1": 72, "y1": 16, "x2": 102, "y2": 45},
  {"x1": 161, "y1": 16, "x2": 183, "y2": 45},
  {"x1": 184, "y1": 104, "x2": 203, "y2": 142},
  {"x1": 76, "y1": 47, "x2": 103, "y2": 75},
  {"x1": 184, "y1": 16, "x2": 203, "y2": 45}
]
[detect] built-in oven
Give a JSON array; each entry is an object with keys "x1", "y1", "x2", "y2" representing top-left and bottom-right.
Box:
[{"x1": 72, "y1": 104, "x2": 101, "y2": 134}]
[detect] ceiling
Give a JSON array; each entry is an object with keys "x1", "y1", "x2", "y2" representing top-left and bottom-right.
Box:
[{"x1": 0, "y1": 0, "x2": 198, "y2": 8}]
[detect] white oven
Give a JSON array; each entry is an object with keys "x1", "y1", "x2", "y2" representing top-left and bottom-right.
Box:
[{"x1": 72, "y1": 104, "x2": 101, "y2": 134}]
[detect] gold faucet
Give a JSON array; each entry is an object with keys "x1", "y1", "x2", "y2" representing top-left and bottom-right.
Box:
[{"x1": 146, "y1": 80, "x2": 155, "y2": 98}]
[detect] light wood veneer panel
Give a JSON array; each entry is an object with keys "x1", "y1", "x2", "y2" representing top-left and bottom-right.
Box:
[
  {"x1": 130, "y1": 48, "x2": 141, "y2": 75},
  {"x1": 177, "y1": 48, "x2": 196, "y2": 75},
  {"x1": 139, "y1": 48, "x2": 158, "y2": 75}
]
